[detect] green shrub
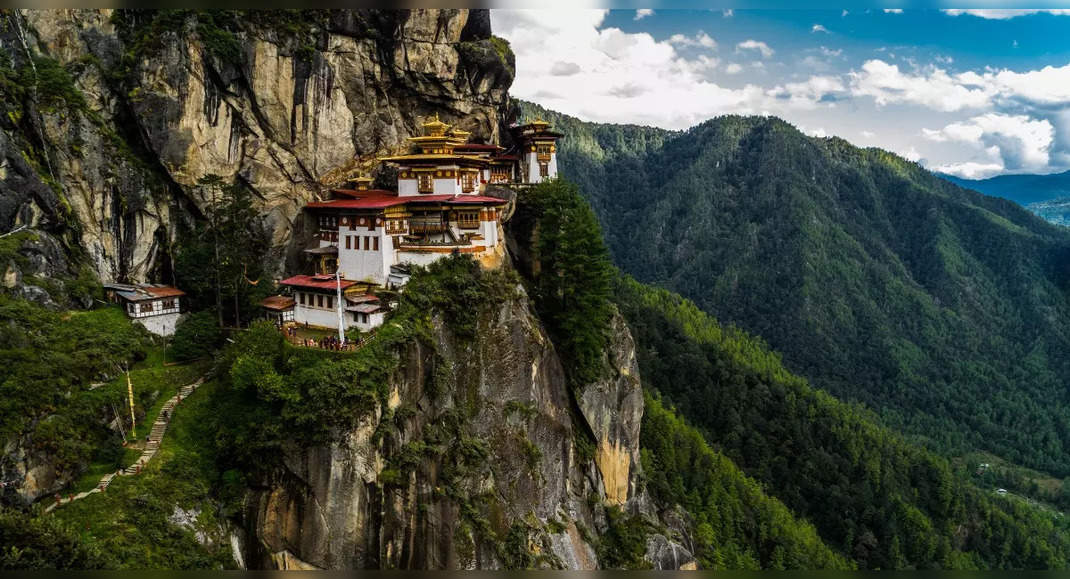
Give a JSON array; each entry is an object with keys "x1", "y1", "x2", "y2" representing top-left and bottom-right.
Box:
[{"x1": 169, "y1": 311, "x2": 221, "y2": 362}]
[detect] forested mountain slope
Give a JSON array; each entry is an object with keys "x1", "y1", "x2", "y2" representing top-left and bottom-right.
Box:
[
  {"x1": 518, "y1": 102, "x2": 1070, "y2": 477},
  {"x1": 618, "y1": 276, "x2": 1070, "y2": 569}
]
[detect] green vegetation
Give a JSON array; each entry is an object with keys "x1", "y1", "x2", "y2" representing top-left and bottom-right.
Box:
[
  {"x1": 170, "y1": 311, "x2": 223, "y2": 362},
  {"x1": 0, "y1": 506, "x2": 108, "y2": 569},
  {"x1": 0, "y1": 299, "x2": 150, "y2": 470},
  {"x1": 615, "y1": 274, "x2": 1070, "y2": 569},
  {"x1": 214, "y1": 256, "x2": 519, "y2": 471},
  {"x1": 642, "y1": 395, "x2": 851, "y2": 569},
  {"x1": 174, "y1": 175, "x2": 273, "y2": 328},
  {"x1": 0, "y1": 49, "x2": 88, "y2": 117},
  {"x1": 512, "y1": 178, "x2": 615, "y2": 386},
  {"x1": 50, "y1": 380, "x2": 236, "y2": 569},
  {"x1": 525, "y1": 102, "x2": 1070, "y2": 480}
]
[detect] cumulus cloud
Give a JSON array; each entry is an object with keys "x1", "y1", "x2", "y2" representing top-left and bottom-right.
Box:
[
  {"x1": 848, "y1": 60, "x2": 993, "y2": 111},
  {"x1": 922, "y1": 113, "x2": 1054, "y2": 173},
  {"x1": 861, "y1": 130, "x2": 876, "y2": 138},
  {"x1": 724, "y1": 63, "x2": 743, "y2": 74},
  {"x1": 812, "y1": 24, "x2": 830, "y2": 33},
  {"x1": 942, "y1": 9, "x2": 1070, "y2": 19},
  {"x1": 930, "y1": 161, "x2": 1006, "y2": 179},
  {"x1": 768, "y1": 75, "x2": 845, "y2": 109},
  {"x1": 737, "y1": 40, "x2": 774, "y2": 58},
  {"x1": 883, "y1": 9, "x2": 903, "y2": 14},
  {"x1": 634, "y1": 9, "x2": 654, "y2": 20},
  {"x1": 669, "y1": 31, "x2": 717, "y2": 49}
]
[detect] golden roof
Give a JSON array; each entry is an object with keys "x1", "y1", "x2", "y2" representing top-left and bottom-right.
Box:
[{"x1": 422, "y1": 113, "x2": 451, "y2": 137}]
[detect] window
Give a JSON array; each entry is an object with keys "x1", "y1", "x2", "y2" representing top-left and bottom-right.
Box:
[
  {"x1": 373, "y1": 237, "x2": 380, "y2": 251},
  {"x1": 457, "y1": 211, "x2": 480, "y2": 229},
  {"x1": 326, "y1": 296, "x2": 333, "y2": 309},
  {"x1": 299, "y1": 293, "x2": 305, "y2": 305},
  {"x1": 461, "y1": 172, "x2": 476, "y2": 192},
  {"x1": 162, "y1": 298, "x2": 176, "y2": 310},
  {"x1": 364, "y1": 236, "x2": 370, "y2": 250},
  {"x1": 317, "y1": 295, "x2": 323, "y2": 308},
  {"x1": 539, "y1": 162, "x2": 549, "y2": 177},
  {"x1": 127, "y1": 303, "x2": 135, "y2": 314},
  {"x1": 346, "y1": 236, "x2": 351, "y2": 250},
  {"x1": 418, "y1": 173, "x2": 433, "y2": 193},
  {"x1": 140, "y1": 302, "x2": 153, "y2": 313}
]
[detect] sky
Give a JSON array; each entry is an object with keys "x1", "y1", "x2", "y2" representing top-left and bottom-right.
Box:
[{"x1": 490, "y1": 9, "x2": 1070, "y2": 179}]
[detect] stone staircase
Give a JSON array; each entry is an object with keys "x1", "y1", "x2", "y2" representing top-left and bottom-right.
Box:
[{"x1": 44, "y1": 378, "x2": 203, "y2": 513}]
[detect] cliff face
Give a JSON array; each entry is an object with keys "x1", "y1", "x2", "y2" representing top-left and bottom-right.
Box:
[
  {"x1": 1, "y1": 9, "x2": 512, "y2": 285},
  {"x1": 242, "y1": 282, "x2": 682, "y2": 569}
]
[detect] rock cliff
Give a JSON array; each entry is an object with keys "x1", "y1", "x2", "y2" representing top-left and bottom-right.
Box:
[
  {"x1": 242, "y1": 278, "x2": 684, "y2": 569},
  {"x1": 0, "y1": 9, "x2": 512, "y2": 286}
]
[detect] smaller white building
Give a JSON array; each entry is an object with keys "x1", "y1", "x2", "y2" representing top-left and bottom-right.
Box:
[
  {"x1": 510, "y1": 119, "x2": 562, "y2": 184},
  {"x1": 275, "y1": 275, "x2": 388, "y2": 333},
  {"x1": 107, "y1": 284, "x2": 185, "y2": 337}
]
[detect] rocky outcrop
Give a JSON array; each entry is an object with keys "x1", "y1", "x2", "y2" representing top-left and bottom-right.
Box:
[
  {"x1": 242, "y1": 278, "x2": 687, "y2": 570},
  {"x1": 1, "y1": 9, "x2": 512, "y2": 284}
]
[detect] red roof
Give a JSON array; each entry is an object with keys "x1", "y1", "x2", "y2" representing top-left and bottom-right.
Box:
[
  {"x1": 280, "y1": 275, "x2": 360, "y2": 291},
  {"x1": 307, "y1": 191, "x2": 409, "y2": 209},
  {"x1": 307, "y1": 192, "x2": 505, "y2": 210},
  {"x1": 143, "y1": 286, "x2": 185, "y2": 298}
]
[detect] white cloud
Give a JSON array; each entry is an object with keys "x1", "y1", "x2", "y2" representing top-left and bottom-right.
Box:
[
  {"x1": 842, "y1": 9, "x2": 849, "y2": 17},
  {"x1": 804, "y1": 126, "x2": 829, "y2": 138},
  {"x1": 930, "y1": 161, "x2": 1006, "y2": 179},
  {"x1": 901, "y1": 146, "x2": 922, "y2": 162},
  {"x1": 812, "y1": 24, "x2": 830, "y2": 33},
  {"x1": 723, "y1": 9, "x2": 734, "y2": 17},
  {"x1": 848, "y1": 60, "x2": 993, "y2": 111},
  {"x1": 737, "y1": 39, "x2": 774, "y2": 58},
  {"x1": 768, "y1": 75, "x2": 845, "y2": 109},
  {"x1": 491, "y1": 10, "x2": 774, "y2": 129},
  {"x1": 724, "y1": 63, "x2": 743, "y2": 74},
  {"x1": 942, "y1": 9, "x2": 1070, "y2": 19},
  {"x1": 549, "y1": 61, "x2": 581, "y2": 76},
  {"x1": 669, "y1": 31, "x2": 717, "y2": 49},
  {"x1": 922, "y1": 113, "x2": 1054, "y2": 173},
  {"x1": 883, "y1": 9, "x2": 903, "y2": 14},
  {"x1": 634, "y1": 9, "x2": 654, "y2": 20},
  {"x1": 820, "y1": 46, "x2": 843, "y2": 57},
  {"x1": 861, "y1": 130, "x2": 876, "y2": 138}
]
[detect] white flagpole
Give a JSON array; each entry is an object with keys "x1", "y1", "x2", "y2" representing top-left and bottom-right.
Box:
[{"x1": 335, "y1": 269, "x2": 345, "y2": 344}]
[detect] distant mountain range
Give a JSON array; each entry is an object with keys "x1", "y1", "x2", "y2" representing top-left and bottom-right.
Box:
[
  {"x1": 518, "y1": 100, "x2": 1070, "y2": 480},
  {"x1": 941, "y1": 171, "x2": 1070, "y2": 225}
]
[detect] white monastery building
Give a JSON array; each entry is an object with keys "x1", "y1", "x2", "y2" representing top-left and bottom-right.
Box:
[{"x1": 262, "y1": 116, "x2": 561, "y2": 334}]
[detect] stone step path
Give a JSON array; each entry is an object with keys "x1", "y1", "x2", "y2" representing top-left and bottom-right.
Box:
[{"x1": 44, "y1": 378, "x2": 204, "y2": 514}]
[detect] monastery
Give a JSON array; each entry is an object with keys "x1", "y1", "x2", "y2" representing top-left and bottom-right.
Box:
[{"x1": 263, "y1": 116, "x2": 562, "y2": 335}]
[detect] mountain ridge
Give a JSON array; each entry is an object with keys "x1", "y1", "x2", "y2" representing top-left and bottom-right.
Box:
[{"x1": 519, "y1": 100, "x2": 1070, "y2": 478}]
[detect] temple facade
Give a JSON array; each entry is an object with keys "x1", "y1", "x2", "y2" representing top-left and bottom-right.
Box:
[{"x1": 263, "y1": 115, "x2": 562, "y2": 334}]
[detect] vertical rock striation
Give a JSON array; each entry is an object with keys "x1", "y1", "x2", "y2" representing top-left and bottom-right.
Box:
[{"x1": 1, "y1": 9, "x2": 512, "y2": 283}]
